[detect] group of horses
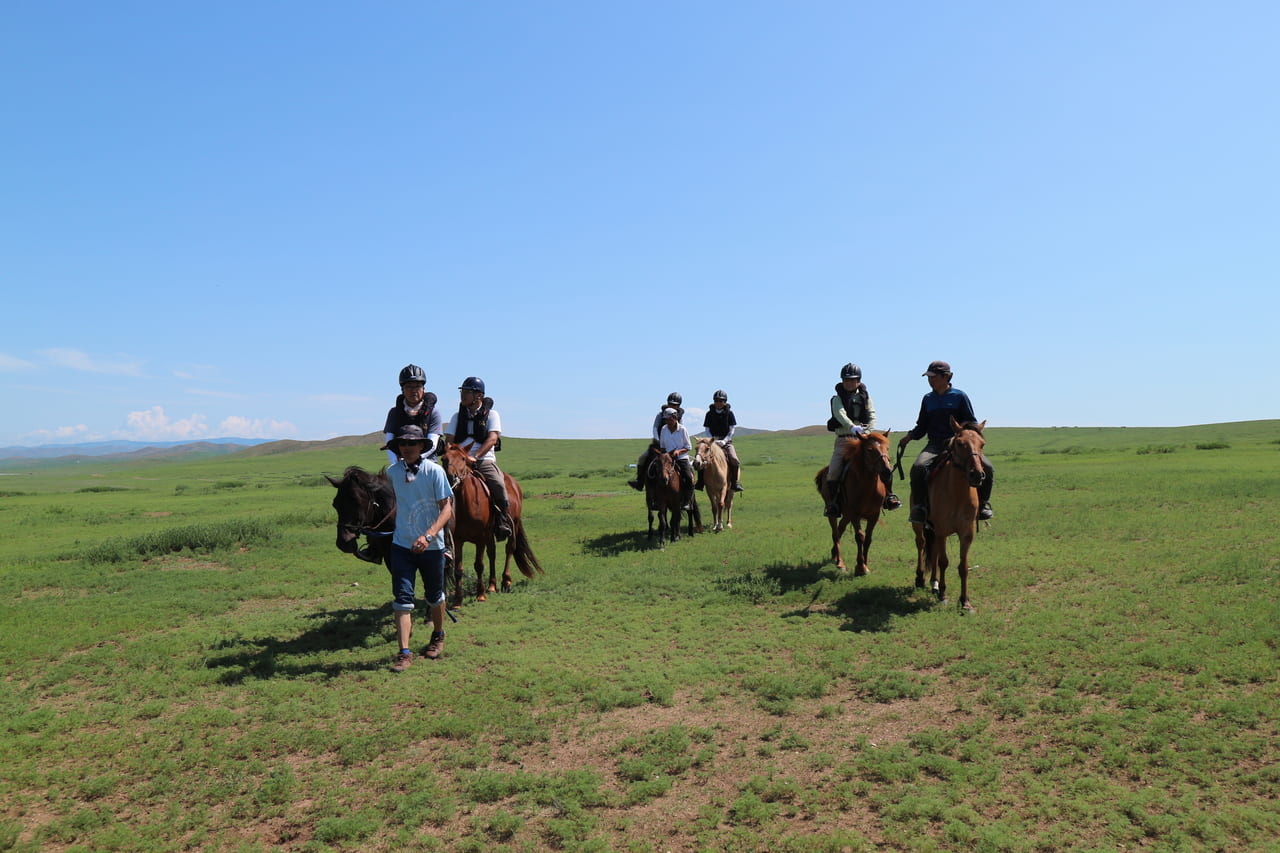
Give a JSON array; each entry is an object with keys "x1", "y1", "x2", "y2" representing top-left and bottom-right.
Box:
[
  {"x1": 328, "y1": 421, "x2": 987, "y2": 613},
  {"x1": 641, "y1": 437, "x2": 736, "y2": 548},
  {"x1": 816, "y1": 417, "x2": 988, "y2": 612}
]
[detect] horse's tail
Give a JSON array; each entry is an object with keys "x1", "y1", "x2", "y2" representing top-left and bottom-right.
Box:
[
  {"x1": 509, "y1": 521, "x2": 544, "y2": 578},
  {"x1": 814, "y1": 467, "x2": 829, "y2": 493}
]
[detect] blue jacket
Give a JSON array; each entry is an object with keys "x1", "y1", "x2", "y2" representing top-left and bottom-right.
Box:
[{"x1": 907, "y1": 387, "x2": 978, "y2": 447}]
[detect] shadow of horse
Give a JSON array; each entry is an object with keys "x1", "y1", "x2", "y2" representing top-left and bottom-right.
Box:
[
  {"x1": 580, "y1": 530, "x2": 654, "y2": 556},
  {"x1": 761, "y1": 560, "x2": 829, "y2": 593},
  {"x1": 832, "y1": 585, "x2": 935, "y2": 633},
  {"x1": 204, "y1": 607, "x2": 388, "y2": 683}
]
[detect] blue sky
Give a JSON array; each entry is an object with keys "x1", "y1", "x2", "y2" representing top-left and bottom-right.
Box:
[{"x1": 3, "y1": 2, "x2": 1276, "y2": 447}]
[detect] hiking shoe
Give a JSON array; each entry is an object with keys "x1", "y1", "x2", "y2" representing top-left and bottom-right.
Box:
[
  {"x1": 425, "y1": 631, "x2": 445, "y2": 660},
  {"x1": 909, "y1": 507, "x2": 927, "y2": 525},
  {"x1": 627, "y1": 480, "x2": 644, "y2": 491},
  {"x1": 823, "y1": 504, "x2": 839, "y2": 518},
  {"x1": 390, "y1": 651, "x2": 414, "y2": 672},
  {"x1": 732, "y1": 483, "x2": 745, "y2": 492},
  {"x1": 978, "y1": 503, "x2": 994, "y2": 521},
  {"x1": 883, "y1": 493, "x2": 902, "y2": 511}
]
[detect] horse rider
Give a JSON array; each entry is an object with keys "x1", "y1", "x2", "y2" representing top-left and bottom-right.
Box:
[
  {"x1": 445, "y1": 376, "x2": 513, "y2": 542},
  {"x1": 824, "y1": 362, "x2": 902, "y2": 517},
  {"x1": 382, "y1": 364, "x2": 443, "y2": 466},
  {"x1": 898, "y1": 360, "x2": 994, "y2": 524},
  {"x1": 698, "y1": 389, "x2": 744, "y2": 492},
  {"x1": 628, "y1": 392, "x2": 685, "y2": 491},
  {"x1": 657, "y1": 407, "x2": 695, "y2": 509}
]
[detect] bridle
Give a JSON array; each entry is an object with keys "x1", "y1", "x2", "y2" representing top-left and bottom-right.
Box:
[
  {"x1": 945, "y1": 430, "x2": 986, "y2": 486},
  {"x1": 339, "y1": 477, "x2": 396, "y2": 541}
]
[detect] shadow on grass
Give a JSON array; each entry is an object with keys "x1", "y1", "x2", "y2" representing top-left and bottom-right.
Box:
[
  {"x1": 831, "y1": 584, "x2": 935, "y2": 633},
  {"x1": 579, "y1": 529, "x2": 663, "y2": 556},
  {"x1": 205, "y1": 606, "x2": 389, "y2": 682},
  {"x1": 762, "y1": 560, "x2": 828, "y2": 592}
]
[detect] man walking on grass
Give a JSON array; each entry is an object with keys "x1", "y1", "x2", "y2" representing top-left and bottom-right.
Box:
[{"x1": 386, "y1": 425, "x2": 453, "y2": 672}]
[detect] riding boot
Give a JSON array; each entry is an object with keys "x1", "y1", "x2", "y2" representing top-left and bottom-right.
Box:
[
  {"x1": 628, "y1": 450, "x2": 650, "y2": 491},
  {"x1": 978, "y1": 466, "x2": 994, "y2": 520},
  {"x1": 493, "y1": 500, "x2": 512, "y2": 541},
  {"x1": 730, "y1": 460, "x2": 744, "y2": 491},
  {"x1": 881, "y1": 471, "x2": 900, "y2": 510},
  {"x1": 694, "y1": 469, "x2": 704, "y2": 491},
  {"x1": 823, "y1": 482, "x2": 840, "y2": 517}
]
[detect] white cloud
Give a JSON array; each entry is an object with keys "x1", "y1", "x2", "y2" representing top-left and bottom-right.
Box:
[
  {"x1": 217, "y1": 416, "x2": 297, "y2": 439},
  {"x1": 21, "y1": 424, "x2": 92, "y2": 444},
  {"x1": 0, "y1": 353, "x2": 37, "y2": 372},
  {"x1": 115, "y1": 407, "x2": 209, "y2": 441},
  {"x1": 40, "y1": 348, "x2": 145, "y2": 377}
]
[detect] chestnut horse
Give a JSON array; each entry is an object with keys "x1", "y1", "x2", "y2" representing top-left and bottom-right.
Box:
[
  {"x1": 645, "y1": 450, "x2": 700, "y2": 548},
  {"x1": 439, "y1": 443, "x2": 543, "y2": 605},
  {"x1": 814, "y1": 431, "x2": 893, "y2": 576},
  {"x1": 693, "y1": 438, "x2": 734, "y2": 532},
  {"x1": 913, "y1": 418, "x2": 987, "y2": 612}
]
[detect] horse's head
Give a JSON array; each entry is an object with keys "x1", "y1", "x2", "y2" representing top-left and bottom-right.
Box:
[
  {"x1": 440, "y1": 442, "x2": 474, "y2": 488},
  {"x1": 327, "y1": 466, "x2": 390, "y2": 556},
  {"x1": 840, "y1": 431, "x2": 892, "y2": 478},
  {"x1": 859, "y1": 431, "x2": 892, "y2": 476},
  {"x1": 646, "y1": 450, "x2": 674, "y2": 484},
  {"x1": 948, "y1": 417, "x2": 987, "y2": 487},
  {"x1": 692, "y1": 438, "x2": 713, "y2": 471}
]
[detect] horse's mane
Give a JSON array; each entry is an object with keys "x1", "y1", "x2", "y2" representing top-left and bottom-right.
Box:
[
  {"x1": 839, "y1": 431, "x2": 888, "y2": 463},
  {"x1": 341, "y1": 465, "x2": 389, "y2": 489}
]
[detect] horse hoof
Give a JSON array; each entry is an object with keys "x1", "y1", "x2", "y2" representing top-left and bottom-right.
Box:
[{"x1": 854, "y1": 567, "x2": 869, "y2": 578}]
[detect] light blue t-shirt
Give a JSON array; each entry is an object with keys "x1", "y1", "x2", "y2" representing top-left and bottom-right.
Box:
[{"x1": 388, "y1": 458, "x2": 453, "y2": 551}]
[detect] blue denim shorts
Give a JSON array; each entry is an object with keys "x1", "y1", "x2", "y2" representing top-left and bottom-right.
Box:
[{"x1": 387, "y1": 544, "x2": 446, "y2": 612}]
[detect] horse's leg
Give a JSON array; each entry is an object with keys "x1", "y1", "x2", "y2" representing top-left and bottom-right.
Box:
[
  {"x1": 934, "y1": 535, "x2": 949, "y2": 603},
  {"x1": 724, "y1": 487, "x2": 733, "y2": 530},
  {"x1": 830, "y1": 516, "x2": 848, "y2": 572},
  {"x1": 913, "y1": 523, "x2": 928, "y2": 589},
  {"x1": 485, "y1": 538, "x2": 500, "y2": 594},
  {"x1": 473, "y1": 544, "x2": 487, "y2": 602},
  {"x1": 671, "y1": 503, "x2": 681, "y2": 542},
  {"x1": 852, "y1": 520, "x2": 870, "y2": 578},
  {"x1": 500, "y1": 530, "x2": 515, "y2": 592},
  {"x1": 858, "y1": 509, "x2": 880, "y2": 578},
  {"x1": 956, "y1": 528, "x2": 975, "y2": 612}
]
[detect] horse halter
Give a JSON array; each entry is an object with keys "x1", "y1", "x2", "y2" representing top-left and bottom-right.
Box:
[
  {"x1": 946, "y1": 431, "x2": 986, "y2": 484},
  {"x1": 341, "y1": 479, "x2": 395, "y2": 538}
]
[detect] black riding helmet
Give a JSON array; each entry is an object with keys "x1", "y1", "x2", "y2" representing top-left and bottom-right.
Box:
[
  {"x1": 399, "y1": 364, "x2": 426, "y2": 386},
  {"x1": 666, "y1": 391, "x2": 682, "y2": 407},
  {"x1": 840, "y1": 363, "x2": 862, "y2": 381},
  {"x1": 713, "y1": 389, "x2": 728, "y2": 403}
]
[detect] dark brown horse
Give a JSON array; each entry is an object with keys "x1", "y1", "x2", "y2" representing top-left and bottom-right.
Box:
[
  {"x1": 814, "y1": 431, "x2": 893, "y2": 576},
  {"x1": 913, "y1": 418, "x2": 987, "y2": 612},
  {"x1": 327, "y1": 466, "x2": 396, "y2": 566},
  {"x1": 439, "y1": 443, "x2": 543, "y2": 605},
  {"x1": 644, "y1": 451, "x2": 700, "y2": 548}
]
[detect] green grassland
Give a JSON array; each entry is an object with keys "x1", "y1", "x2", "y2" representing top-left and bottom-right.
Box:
[{"x1": 1, "y1": 422, "x2": 1278, "y2": 851}]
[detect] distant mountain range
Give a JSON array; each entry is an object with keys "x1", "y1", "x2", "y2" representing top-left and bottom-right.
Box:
[
  {"x1": 0, "y1": 437, "x2": 273, "y2": 461},
  {"x1": 0, "y1": 427, "x2": 787, "y2": 462}
]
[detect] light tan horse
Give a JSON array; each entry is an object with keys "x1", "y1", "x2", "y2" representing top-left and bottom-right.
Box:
[
  {"x1": 913, "y1": 418, "x2": 986, "y2": 612},
  {"x1": 693, "y1": 438, "x2": 734, "y2": 532}
]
